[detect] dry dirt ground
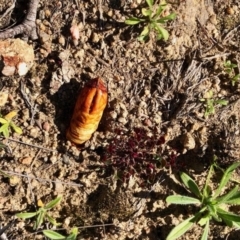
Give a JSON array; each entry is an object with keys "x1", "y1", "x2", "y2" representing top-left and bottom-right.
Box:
[{"x1": 0, "y1": 0, "x2": 240, "y2": 239}]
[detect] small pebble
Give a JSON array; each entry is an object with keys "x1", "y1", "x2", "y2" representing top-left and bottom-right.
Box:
[
  {"x1": 91, "y1": 32, "x2": 100, "y2": 43},
  {"x1": 226, "y1": 6, "x2": 234, "y2": 15},
  {"x1": 58, "y1": 35, "x2": 65, "y2": 46},
  {"x1": 19, "y1": 156, "x2": 32, "y2": 165},
  {"x1": 9, "y1": 176, "x2": 20, "y2": 186},
  {"x1": 29, "y1": 127, "x2": 39, "y2": 138},
  {"x1": 42, "y1": 121, "x2": 50, "y2": 132},
  {"x1": 55, "y1": 180, "x2": 64, "y2": 193},
  {"x1": 45, "y1": 9, "x2": 51, "y2": 17},
  {"x1": 50, "y1": 155, "x2": 58, "y2": 164},
  {"x1": 0, "y1": 92, "x2": 8, "y2": 107}
]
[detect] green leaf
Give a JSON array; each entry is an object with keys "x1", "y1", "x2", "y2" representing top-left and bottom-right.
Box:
[
  {"x1": 66, "y1": 228, "x2": 78, "y2": 240},
  {"x1": 154, "y1": 2, "x2": 167, "y2": 18},
  {"x1": 0, "y1": 118, "x2": 8, "y2": 124},
  {"x1": 156, "y1": 13, "x2": 176, "y2": 23},
  {"x1": 43, "y1": 230, "x2": 66, "y2": 240},
  {"x1": 180, "y1": 172, "x2": 202, "y2": 198},
  {"x1": 155, "y1": 24, "x2": 169, "y2": 40},
  {"x1": 213, "y1": 162, "x2": 240, "y2": 198},
  {"x1": 215, "y1": 100, "x2": 228, "y2": 106},
  {"x1": 203, "y1": 185, "x2": 211, "y2": 199},
  {"x1": 203, "y1": 165, "x2": 214, "y2": 198},
  {"x1": 232, "y1": 221, "x2": 240, "y2": 229},
  {"x1": 16, "y1": 212, "x2": 38, "y2": 219},
  {"x1": 0, "y1": 124, "x2": 9, "y2": 138},
  {"x1": 125, "y1": 17, "x2": 143, "y2": 25},
  {"x1": 200, "y1": 219, "x2": 209, "y2": 240},
  {"x1": 146, "y1": 0, "x2": 153, "y2": 8},
  {"x1": 141, "y1": 8, "x2": 152, "y2": 17},
  {"x1": 232, "y1": 74, "x2": 240, "y2": 81},
  {"x1": 138, "y1": 26, "x2": 150, "y2": 41},
  {"x1": 166, "y1": 195, "x2": 201, "y2": 205},
  {"x1": 46, "y1": 214, "x2": 58, "y2": 226},
  {"x1": 34, "y1": 210, "x2": 45, "y2": 229},
  {"x1": 207, "y1": 204, "x2": 217, "y2": 216},
  {"x1": 166, "y1": 214, "x2": 199, "y2": 240},
  {"x1": 44, "y1": 196, "x2": 62, "y2": 210},
  {"x1": 2, "y1": 126, "x2": 9, "y2": 138},
  {"x1": 223, "y1": 192, "x2": 240, "y2": 205},
  {"x1": 216, "y1": 185, "x2": 239, "y2": 204},
  {"x1": 198, "y1": 214, "x2": 210, "y2": 226},
  {"x1": 217, "y1": 208, "x2": 240, "y2": 223},
  {"x1": 10, "y1": 122, "x2": 22, "y2": 134}
]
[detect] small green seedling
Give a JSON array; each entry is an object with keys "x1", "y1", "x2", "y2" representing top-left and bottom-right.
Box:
[
  {"x1": 16, "y1": 196, "x2": 62, "y2": 230},
  {"x1": 125, "y1": 0, "x2": 176, "y2": 41},
  {"x1": 166, "y1": 162, "x2": 240, "y2": 240},
  {"x1": 0, "y1": 111, "x2": 22, "y2": 138},
  {"x1": 224, "y1": 60, "x2": 240, "y2": 86},
  {"x1": 43, "y1": 227, "x2": 78, "y2": 240},
  {"x1": 200, "y1": 90, "x2": 228, "y2": 117}
]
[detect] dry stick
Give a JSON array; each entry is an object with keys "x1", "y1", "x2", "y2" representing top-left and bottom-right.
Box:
[
  {"x1": 31, "y1": 223, "x2": 116, "y2": 237},
  {"x1": 30, "y1": 148, "x2": 42, "y2": 170},
  {"x1": 196, "y1": 17, "x2": 224, "y2": 51},
  {"x1": 4, "y1": 137, "x2": 57, "y2": 152},
  {"x1": 20, "y1": 81, "x2": 37, "y2": 125},
  {"x1": 2, "y1": 170, "x2": 83, "y2": 187},
  {"x1": 0, "y1": 0, "x2": 39, "y2": 39},
  {"x1": 223, "y1": 23, "x2": 240, "y2": 43},
  {"x1": 26, "y1": 172, "x2": 38, "y2": 212}
]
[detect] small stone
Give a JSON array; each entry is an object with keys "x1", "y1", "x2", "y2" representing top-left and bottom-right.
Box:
[
  {"x1": 55, "y1": 180, "x2": 64, "y2": 193},
  {"x1": 2, "y1": 65, "x2": 15, "y2": 76},
  {"x1": 118, "y1": 117, "x2": 127, "y2": 124},
  {"x1": 110, "y1": 111, "x2": 117, "y2": 119},
  {"x1": 0, "y1": 92, "x2": 8, "y2": 107},
  {"x1": 39, "y1": 23, "x2": 46, "y2": 31},
  {"x1": 45, "y1": 9, "x2": 51, "y2": 17},
  {"x1": 107, "y1": 9, "x2": 113, "y2": 17},
  {"x1": 42, "y1": 121, "x2": 50, "y2": 132},
  {"x1": 58, "y1": 35, "x2": 65, "y2": 46},
  {"x1": 63, "y1": 217, "x2": 71, "y2": 228},
  {"x1": 29, "y1": 127, "x2": 39, "y2": 138},
  {"x1": 183, "y1": 133, "x2": 195, "y2": 150},
  {"x1": 50, "y1": 155, "x2": 58, "y2": 164},
  {"x1": 91, "y1": 32, "x2": 100, "y2": 43},
  {"x1": 9, "y1": 176, "x2": 20, "y2": 186},
  {"x1": 226, "y1": 6, "x2": 234, "y2": 15},
  {"x1": 19, "y1": 156, "x2": 32, "y2": 165},
  {"x1": 73, "y1": 49, "x2": 85, "y2": 59}
]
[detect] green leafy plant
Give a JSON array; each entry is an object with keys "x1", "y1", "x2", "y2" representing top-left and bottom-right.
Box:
[
  {"x1": 125, "y1": 0, "x2": 176, "y2": 41},
  {"x1": 0, "y1": 111, "x2": 22, "y2": 138},
  {"x1": 166, "y1": 162, "x2": 240, "y2": 240},
  {"x1": 16, "y1": 196, "x2": 62, "y2": 230},
  {"x1": 43, "y1": 227, "x2": 78, "y2": 240},
  {"x1": 200, "y1": 90, "x2": 228, "y2": 117},
  {"x1": 224, "y1": 60, "x2": 240, "y2": 86}
]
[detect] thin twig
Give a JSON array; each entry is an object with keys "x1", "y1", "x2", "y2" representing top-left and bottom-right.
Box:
[
  {"x1": 196, "y1": 17, "x2": 224, "y2": 51},
  {"x1": 20, "y1": 81, "x2": 37, "y2": 125},
  {"x1": 30, "y1": 149, "x2": 42, "y2": 171},
  {"x1": 3, "y1": 137, "x2": 57, "y2": 152},
  {"x1": 200, "y1": 52, "x2": 231, "y2": 61},
  {"x1": 222, "y1": 23, "x2": 240, "y2": 43},
  {"x1": 26, "y1": 172, "x2": 37, "y2": 211},
  {"x1": 2, "y1": 170, "x2": 83, "y2": 187}
]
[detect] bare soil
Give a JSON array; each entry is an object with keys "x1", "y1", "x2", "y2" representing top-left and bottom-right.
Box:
[{"x1": 0, "y1": 0, "x2": 240, "y2": 239}]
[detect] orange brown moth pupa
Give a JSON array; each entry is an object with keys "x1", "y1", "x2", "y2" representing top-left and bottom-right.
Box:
[{"x1": 66, "y1": 78, "x2": 108, "y2": 144}]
